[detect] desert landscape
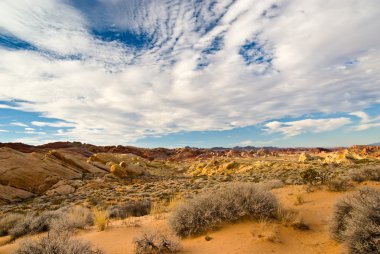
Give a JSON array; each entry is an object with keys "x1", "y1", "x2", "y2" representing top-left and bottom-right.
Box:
[
  {"x1": 0, "y1": 142, "x2": 379, "y2": 254},
  {"x1": 1, "y1": 0, "x2": 380, "y2": 253}
]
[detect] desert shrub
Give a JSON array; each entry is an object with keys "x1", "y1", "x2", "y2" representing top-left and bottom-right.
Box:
[
  {"x1": 108, "y1": 200, "x2": 151, "y2": 219},
  {"x1": 8, "y1": 207, "x2": 93, "y2": 239},
  {"x1": 300, "y1": 167, "x2": 334, "y2": 185},
  {"x1": 169, "y1": 182, "x2": 279, "y2": 237},
  {"x1": 65, "y1": 206, "x2": 94, "y2": 229},
  {"x1": 134, "y1": 231, "x2": 181, "y2": 254},
  {"x1": 330, "y1": 187, "x2": 380, "y2": 254},
  {"x1": 0, "y1": 213, "x2": 24, "y2": 236},
  {"x1": 93, "y1": 208, "x2": 109, "y2": 231},
  {"x1": 261, "y1": 179, "x2": 284, "y2": 190},
  {"x1": 350, "y1": 166, "x2": 380, "y2": 182},
  {"x1": 326, "y1": 177, "x2": 352, "y2": 192},
  {"x1": 14, "y1": 230, "x2": 103, "y2": 254},
  {"x1": 8, "y1": 211, "x2": 60, "y2": 239},
  {"x1": 300, "y1": 168, "x2": 320, "y2": 185}
]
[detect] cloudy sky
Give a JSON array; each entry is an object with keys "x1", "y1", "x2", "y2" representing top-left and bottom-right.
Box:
[{"x1": 0, "y1": 0, "x2": 379, "y2": 147}]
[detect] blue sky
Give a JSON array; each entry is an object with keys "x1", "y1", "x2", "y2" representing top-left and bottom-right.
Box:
[{"x1": 0, "y1": 0, "x2": 379, "y2": 147}]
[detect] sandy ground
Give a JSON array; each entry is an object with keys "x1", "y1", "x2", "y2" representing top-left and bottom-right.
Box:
[{"x1": 1, "y1": 182, "x2": 379, "y2": 254}]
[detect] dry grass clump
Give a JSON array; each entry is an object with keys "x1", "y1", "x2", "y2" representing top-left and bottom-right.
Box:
[
  {"x1": 251, "y1": 219, "x2": 280, "y2": 243},
  {"x1": 93, "y1": 208, "x2": 109, "y2": 231},
  {"x1": 330, "y1": 187, "x2": 380, "y2": 254},
  {"x1": 150, "y1": 201, "x2": 168, "y2": 220},
  {"x1": 134, "y1": 231, "x2": 181, "y2": 254},
  {"x1": 349, "y1": 166, "x2": 380, "y2": 182},
  {"x1": 276, "y1": 207, "x2": 298, "y2": 226},
  {"x1": 14, "y1": 230, "x2": 103, "y2": 254},
  {"x1": 294, "y1": 193, "x2": 305, "y2": 205},
  {"x1": 0, "y1": 213, "x2": 23, "y2": 236},
  {"x1": 326, "y1": 176, "x2": 353, "y2": 192},
  {"x1": 169, "y1": 183, "x2": 279, "y2": 237}
]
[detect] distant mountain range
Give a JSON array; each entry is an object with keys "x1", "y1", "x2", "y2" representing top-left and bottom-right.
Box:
[{"x1": 369, "y1": 142, "x2": 380, "y2": 146}]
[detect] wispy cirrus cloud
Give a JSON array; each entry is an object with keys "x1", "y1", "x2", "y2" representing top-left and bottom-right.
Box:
[
  {"x1": 0, "y1": 0, "x2": 379, "y2": 145},
  {"x1": 10, "y1": 122, "x2": 28, "y2": 127},
  {"x1": 264, "y1": 118, "x2": 352, "y2": 137},
  {"x1": 350, "y1": 111, "x2": 380, "y2": 131},
  {"x1": 31, "y1": 121, "x2": 75, "y2": 128}
]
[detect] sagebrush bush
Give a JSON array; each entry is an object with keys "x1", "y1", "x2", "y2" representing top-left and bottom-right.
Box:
[
  {"x1": 326, "y1": 177, "x2": 352, "y2": 192},
  {"x1": 0, "y1": 213, "x2": 23, "y2": 236},
  {"x1": 134, "y1": 231, "x2": 181, "y2": 254},
  {"x1": 9, "y1": 211, "x2": 61, "y2": 239},
  {"x1": 13, "y1": 230, "x2": 103, "y2": 254},
  {"x1": 330, "y1": 187, "x2": 380, "y2": 254},
  {"x1": 169, "y1": 183, "x2": 279, "y2": 237},
  {"x1": 261, "y1": 179, "x2": 284, "y2": 190},
  {"x1": 108, "y1": 200, "x2": 151, "y2": 219},
  {"x1": 350, "y1": 166, "x2": 380, "y2": 182},
  {"x1": 6, "y1": 207, "x2": 93, "y2": 239}
]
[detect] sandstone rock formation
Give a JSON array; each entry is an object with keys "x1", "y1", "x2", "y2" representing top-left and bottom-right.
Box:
[{"x1": 0, "y1": 147, "x2": 102, "y2": 203}]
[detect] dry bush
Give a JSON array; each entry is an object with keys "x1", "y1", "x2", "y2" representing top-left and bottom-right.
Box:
[
  {"x1": 169, "y1": 183, "x2": 279, "y2": 237},
  {"x1": 108, "y1": 200, "x2": 151, "y2": 219},
  {"x1": 300, "y1": 167, "x2": 333, "y2": 186},
  {"x1": 260, "y1": 179, "x2": 284, "y2": 190},
  {"x1": 330, "y1": 187, "x2": 380, "y2": 254},
  {"x1": 14, "y1": 230, "x2": 103, "y2": 254},
  {"x1": 65, "y1": 206, "x2": 94, "y2": 229},
  {"x1": 349, "y1": 166, "x2": 380, "y2": 182},
  {"x1": 7, "y1": 207, "x2": 93, "y2": 239},
  {"x1": 326, "y1": 176, "x2": 353, "y2": 192},
  {"x1": 0, "y1": 213, "x2": 23, "y2": 236},
  {"x1": 93, "y1": 208, "x2": 109, "y2": 231},
  {"x1": 9, "y1": 211, "x2": 61, "y2": 239},
  {"x1": 134, "y1": 231, "x2": 181, "y2": 254}
]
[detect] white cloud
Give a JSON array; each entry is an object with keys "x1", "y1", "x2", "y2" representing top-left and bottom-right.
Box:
[
  {"x1": 265, "y1": 118, "x2": 352, "y2": 137},
  {"x1": 0, "y1": 0, "x2": 379, "y2": 144},
  {"x1": 239, "y1": 140, "x2": 254, "y2": 146},
  {"x1": 0, "y1": 104, "x2": 13, "y2": 109},
  {"x1": 0, "y1": 130, "x2": 9, "y2": 132},
  {"x1": 10, "y1": 122, "x2": 28, "y2": 127},
  {"x1": 350, "y1": 111, "x2": 380, "y2": 131},
  {"x1": 31, "y1": 121, "x2": 75, "y2": 128}
]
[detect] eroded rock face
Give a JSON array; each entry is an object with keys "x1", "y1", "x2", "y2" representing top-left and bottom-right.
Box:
[
  {"x1": 0, "y1": 148, "x2": 98, "y2": 202},
  {"x1": 0, "y1": 184, "x2": 34, "y2": 203},
  {"x1": 46, "y1": 184, "x2": 76, "y2": 196}
]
